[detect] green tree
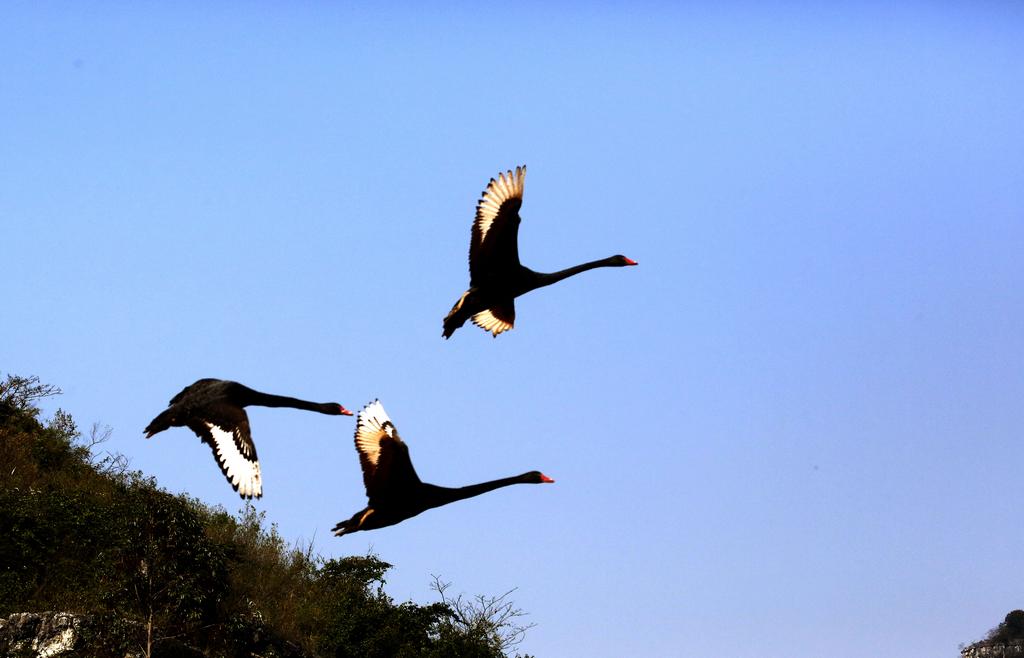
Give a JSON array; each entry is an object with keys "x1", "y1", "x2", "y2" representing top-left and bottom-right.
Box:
[
  {"x1": 100, "y1": 484, "x2": 229, "y2": 658},
  {"x1": 986, "y1": 609, "x2": 1024, "y2": 643},
  {"x1": 431, "y1": 577, "x2": 535, "y2": 658},
  {"x1": 302, "y1": 557, "x2": 508, "y2": 658}
]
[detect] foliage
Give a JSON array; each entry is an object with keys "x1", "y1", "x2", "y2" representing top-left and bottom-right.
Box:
[
  {"x1": 0, "y1": 374, "x2": 533, "y2": 657},
  {"x1": 985, "y1": 610, "x2": 1024, "y2": 644},
  {"x1": 432, "y1": 577, "x2": 536, "y2": 658}
]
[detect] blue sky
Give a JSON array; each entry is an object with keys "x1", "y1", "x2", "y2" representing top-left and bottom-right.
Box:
[{"x1": 3, "y1": 2, "x2": 1023, "y2": 656}]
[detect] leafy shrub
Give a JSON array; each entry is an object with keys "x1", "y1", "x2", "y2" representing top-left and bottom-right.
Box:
[{"x1": 986, "y1": 610, "x2": 1024, "y2": 643}]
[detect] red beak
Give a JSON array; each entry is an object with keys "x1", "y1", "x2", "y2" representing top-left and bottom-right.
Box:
[
  {"x1": 340, "y1": 407, "x2": 354, "y2": 416},
  {"x1": 624, "y1": 257, "x2": 638, "y2": 266},
  {"x1": 540, "y1": 474, "x2": 555, "y2": 483}
]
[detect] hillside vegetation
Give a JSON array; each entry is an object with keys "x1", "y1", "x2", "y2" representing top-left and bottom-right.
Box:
[{"x1": 0, "y1": 374, "x2": 533, "y2": 658}]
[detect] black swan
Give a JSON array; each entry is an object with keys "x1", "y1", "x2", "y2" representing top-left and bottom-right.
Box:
[
  {"x1": 144, "y1": 378, "x2": 352, "y2": 498},
  {"x1": 443, "y1": 165, "x2": 637, "y2": 338},
  {"x1": 333, "y1": 399, "x2": 553, "y2": 536}
]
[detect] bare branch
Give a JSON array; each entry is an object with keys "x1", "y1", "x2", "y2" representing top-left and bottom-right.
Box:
[
  {"x1": 85, "y1": 422, "x2": 112, "y2": 450},
  {"x1": 0, "y1": 374, "x2": 61, "y2": 410},
  {"x1": 430, "y1": 575, "x2": 535, "y2": 651},
  {"x1": 76, "y1": 421, "x2": 131, "y2": 476}
]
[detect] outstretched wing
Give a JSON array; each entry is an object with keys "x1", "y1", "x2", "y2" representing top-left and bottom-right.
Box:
[
  {"x1": 469, "y1": 166, "x2": 525, "y2": 285},
  {"x1": 185, "y1": 404, "x2": 262, "y2": 499},
  {"x1": 353, "y1": 400, "x2": 421, "y2": 503},
  {"x1": 471, "y1": 300, "x2": 515, "y2": 337}
]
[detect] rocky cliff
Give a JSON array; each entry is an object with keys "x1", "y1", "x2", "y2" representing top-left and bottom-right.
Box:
[
  {"x1": 0, "y1": 612, "x2": 210, "y2": 658},
  {"x1": 962, "y1": 639, "x2": 1024, "y2": 658},
  {"x1": 0, "y1": 612, "x2": 84, "y2": 657}
]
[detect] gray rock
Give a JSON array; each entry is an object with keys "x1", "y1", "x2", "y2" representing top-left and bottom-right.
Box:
[
  {"x1": 0, "y1": 612, "x2": 85, "y2": 657},
  {"x1": 962, "y1": 639, "x2": 1024, "y2": 658}
]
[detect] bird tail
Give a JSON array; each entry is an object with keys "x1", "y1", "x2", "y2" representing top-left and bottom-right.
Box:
[
  {"x1": 333, "y1": 506, "x2": 374, "y2": 537},
  {"x1": 443, "y1": 290, "x2": 472, "y2": 339},
  {"x1": 144, "y1": 409, "x2": 176, "y2": 438},
  {"x1": 332, "y1": 518, "x2": 355, "y2": 537}
]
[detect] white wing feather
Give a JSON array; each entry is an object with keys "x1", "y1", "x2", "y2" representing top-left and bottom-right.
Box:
[
  {"x1": 355, "y1": 399, "x2": 395, "y2": 467},
  {"x1": 205, "y1": 422, "x2": 262, "y2": 498},
  {"x1": 475, "y1": 166, "x2": 526, "y2": 244}
]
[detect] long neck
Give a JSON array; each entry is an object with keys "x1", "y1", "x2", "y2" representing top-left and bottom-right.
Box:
[
  {"x1": 244, "y1": 389, "x2": 333, "y2": 413},
  {"x1": 427, "y1": 474, "x2": 532, "y2": 508},
  {"x1": 527, "y1": 256, "x2": 622, "y2": 292}
]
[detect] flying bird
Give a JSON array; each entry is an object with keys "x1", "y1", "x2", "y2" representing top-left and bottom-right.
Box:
[
  {"x1": 144, "y1": 379, "x2": 353, "y2": 499},
  {"x1": 443, "y1": 165, "x2": 637, "y2": 338},
  {"x1": 333, "y1": 399, "x2": 554, "y2": 536}
]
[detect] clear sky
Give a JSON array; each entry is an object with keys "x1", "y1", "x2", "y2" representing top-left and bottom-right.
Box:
[{"x1": 3, "y1": 2, "x2": 1023, "y2": 656}]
